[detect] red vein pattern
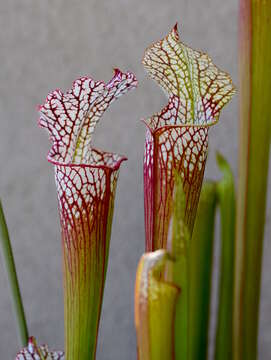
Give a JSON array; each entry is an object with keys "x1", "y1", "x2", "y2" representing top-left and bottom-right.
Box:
[
  {"x1": 38, "y1": 69, "x2": 137, "y2": 359},
  {"x1": 143, "y1": 24, "x2": 235, "y2": 251},
  {"x1": 144, "y1": 125, "x2": 208, "y2": 251},
  {"x1": 15, "y1": 337, "x2": 64, "y2": 360},
  {"x1": 39, "y1": 69, "x2": 137, "y2": 164}
]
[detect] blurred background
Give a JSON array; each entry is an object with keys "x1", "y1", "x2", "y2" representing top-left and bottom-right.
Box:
[{"x1": 0, "y1": 0, "x2": 270, "y2": 358}]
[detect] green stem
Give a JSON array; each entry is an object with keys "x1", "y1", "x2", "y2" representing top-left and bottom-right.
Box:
[
  {"x1": 167, "y1": 175, "x2": 189, "y2": 360},
  {"x1": 189, "y1": 182, "x2": 217, "y2": 360},
  {"x1": 215, "y1": 154, "x2": 236, "y2": 360},
  {"x1": 0, "y1": 200, "x2": 28, "y2": 347},
  {"x1": 168, "y1": 177, "x2": 217, "y2": 360},
  {"x1": 234, "y1": 1, "x2": 271, "y2": 358},
  {"x1": 172, "y1": 256, "x2": 188, "y2": 359}
]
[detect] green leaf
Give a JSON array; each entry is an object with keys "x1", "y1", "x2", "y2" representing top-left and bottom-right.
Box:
[
  {"x1": 215, "y1": 153, "x2": 236, "y2": 360},
  {"x1": 164, "y1": 176, "x2": 216, "y2": 360},
  {"x1": 135, "y1": 250, "x2": 180, "y2": 360},
  {"x1": 234, "y1": 1, "x2": 271, "y2": 358},
  {"x1": 165, "y1": 173, "x2": 191, "y2": 360},
  {"x1": 0, "y1": 200, "x2": 28, "y2": 347},
  {"x1": 188, "y1": 181, "x2": 217, "y2": 360}
]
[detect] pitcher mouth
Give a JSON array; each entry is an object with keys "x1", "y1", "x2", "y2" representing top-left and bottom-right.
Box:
[
  {"x1": 47, "y1": 148, "x2": 127, "y2": 171},
  {"x1": 38, "y1": 69, "x2": 137, "y2": 172},
  {"x1": 142, "y1": 116, "x2": 218, "y2": 135}
]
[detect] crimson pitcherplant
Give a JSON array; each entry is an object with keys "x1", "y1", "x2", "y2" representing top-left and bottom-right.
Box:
[
  {"x1": 15, "y1": 337, "x2": 64, "y2": 360},
  {"x1": 143, "y1": 24, "x2": 236, "y2": 252},
  {"x1": 137, "y1": 24, "x2": 236, "y2": 359},
  {"x1": 38, "y1": 69, "x2": 137, "y2": 359},
  {"x1": 1, "y1": 7, "x2": 269, "y2": 360}
]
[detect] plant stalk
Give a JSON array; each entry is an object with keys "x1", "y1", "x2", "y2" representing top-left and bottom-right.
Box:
[
  {"x1": 215, "y1": 154, "x2": 236, "y2": 360},
  {"x1": 166, "y1": 175, "x2": 190, "y2": 360},
  {"x1": 234, "y1": 1, "x2": 271, "y2": 358},
  {"x1": 189, "y1": 181, "x2": 217, "y2": 360},
  {"x1": 0, "y1": 200, "x2": 28, "y2": 347}
]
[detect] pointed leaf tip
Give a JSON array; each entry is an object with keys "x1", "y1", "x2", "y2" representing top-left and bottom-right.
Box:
[
  {"x1": 216, "y1": 152, "x2": 232, "y2": 174},
  {"x1": 173, "y1": 22, "x2": 179, "y2": 37}
]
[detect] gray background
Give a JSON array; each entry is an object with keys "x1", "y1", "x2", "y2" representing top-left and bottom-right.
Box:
[{"x1": 0, "y1": 0, "x2": 270, "y2": 359}]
